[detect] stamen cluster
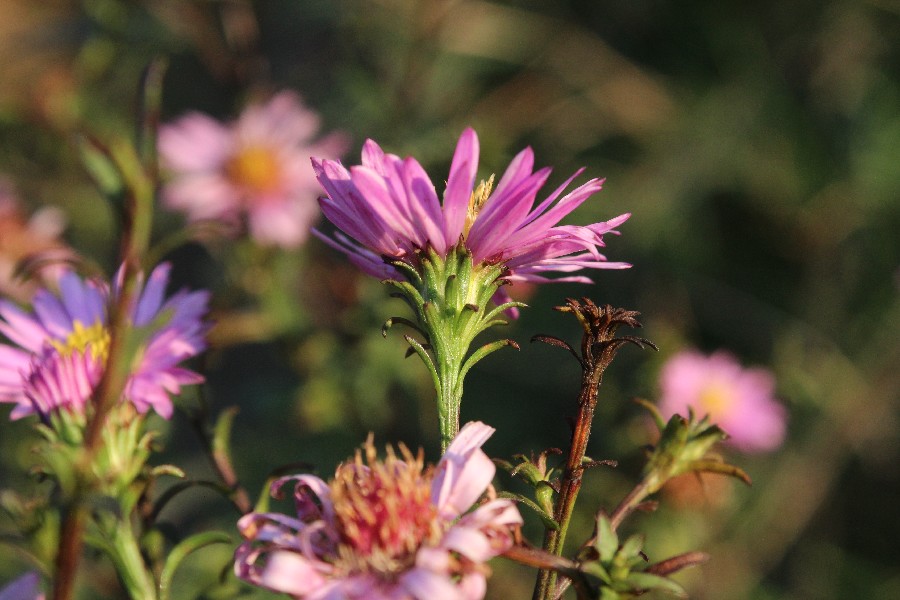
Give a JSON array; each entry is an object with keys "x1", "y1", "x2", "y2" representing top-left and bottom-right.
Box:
[{"x1": 235, "y1": 422, "x2": 523, "y2": 599}]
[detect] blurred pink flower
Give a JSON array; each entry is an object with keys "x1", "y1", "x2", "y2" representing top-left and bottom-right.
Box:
[
  {"x1": 312, "y1": 128, "x2": 629, "y2": 307},
  {"x1": 0, "y1": 572, "x2": 43, "y2": 600},
  {"x1": 159, "y1": 91, "x2": 346, "y2": 248},
  {"x1": 658, "y1": 350, "x2": 787, "y2": 453},
  {"x1": 235, "y1": 421, "x2": 522, "y2": 599},
  {"x1": 0, "y1": 181, "x2": 73, "y2": 303},
  {"x1": 0, "y1": 263, "x2": 209, "y2": 420}
]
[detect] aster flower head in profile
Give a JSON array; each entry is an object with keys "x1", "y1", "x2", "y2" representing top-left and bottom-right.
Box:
[
  {"x1": 235, "y1": 421, "x2": 522, "y2": 600},
  {"x1": 159, "y1": 91, "x2": 346, "y2": 248},
  {"x1": 313, "y1": 128, "x2": 629, "y2": 448},
  {"x1": 0, "y1": 262, "x2": 210, "y2": 424},
  {"x1": 658, "y1": 350, "x2": 787, "y2": 453},
  {"x1": 313, "y1": 127, "x2": 629, "y2": 307}
]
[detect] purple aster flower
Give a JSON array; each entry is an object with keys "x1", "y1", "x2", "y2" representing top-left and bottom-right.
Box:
[
  {"x1": 658, "y1": 350, "x2": 787, "y2": 453},
  {"x1": 0, "y1": 263, "x2": 209, "y2": 421},
  {"x1": 0, "y1": 572, "x2": 43, "y2": 600},
  {"x1": 159, "y1": 91, "x2": 347, "y2": 248},
  {"x1": 312, "y1": 127, "x2": 629, "y2": 306},
  {"x1": 235, "y1": 421, "x2": 522, "y2": 600}
]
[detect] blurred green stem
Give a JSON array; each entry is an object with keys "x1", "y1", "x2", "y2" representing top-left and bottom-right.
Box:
[
  {"x1": 608, "y1": 480, "x2": 652, "y2": 531},
  {"x1": 108, "y1": 518, "x2": 157, "y2": 600},
  {"x1": 52, "y1": 60, "x2": 164, "y2": 600}
]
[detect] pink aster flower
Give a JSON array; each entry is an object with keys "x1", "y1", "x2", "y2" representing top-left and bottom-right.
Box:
[
  {"x1": 235, "y1": 421, "x2": 522, "y2": 600},
  {"x1": 658, "y1": 350, "x2": 787, "y2": 453},
  {"x1": 159, "y1": 91, "x2": 347, "y2": 248},
  {"x1": 312, "y1": 127, "x2": 629, "y2": 306},
  {"x1": 0, "y1": 263, "x2": 209, "y2": 420}
]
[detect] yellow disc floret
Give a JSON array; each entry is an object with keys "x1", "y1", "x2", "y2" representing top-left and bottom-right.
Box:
[
  {"x1": 463, "y1": 174, "x2": 495, "y2": 237},
  {"x1": 225, "y1": 145, "x2": 282, "y2": 194},
  {"x1": 49, "y1": 320, "x2": 111, "y2": 362},
  {"x1": 698, "y1": 382, "x2": 735, "y2": 418}
]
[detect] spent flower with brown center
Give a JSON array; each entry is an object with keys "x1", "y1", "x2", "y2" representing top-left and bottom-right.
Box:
[{"x1": 235, "y1": 422, "x2": 522, "y2": 599}]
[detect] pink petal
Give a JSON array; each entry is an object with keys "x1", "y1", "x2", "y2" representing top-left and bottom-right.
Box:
[
  {"x1": 432, "y1": 421, "x2": 497, "y2": 518},
  {"x1": 259, "y1": 550, "x2": 329, "y2": 595},
  {"x1": 442, "y1": 128, "x2": 479, "y2": 244},
  {"x1": 400, "y1": 567, "x2": 462, "y2": 600},
  {"x1": 0, "y1": 572, "x2": 43, "y2": 600}
]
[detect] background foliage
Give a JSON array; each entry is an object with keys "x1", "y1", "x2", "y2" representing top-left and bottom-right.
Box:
[{"x1": 0, "y1": 1, "x2": 897, "y2": 598}]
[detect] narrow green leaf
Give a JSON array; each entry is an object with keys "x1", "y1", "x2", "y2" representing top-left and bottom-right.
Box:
[
  {"x1": 633, "y1": 397, "x2": 666, "y2": 431},
  {"x1": 625, "y1": 572, "x2": 687, "y2": 597},
  {"x1": 619, "y1": 533, "x2": 645, "y2": 561},
  {"x1": 136, "y1": 58, "x2": 168, "y2": 170},
  {"x1": 480, "y1": 301, "x2": 528, "y2": 327},
  {"x1": 497, "y1": 492, "x2": 559, "y2": 531},
  {"x1": 686, "y1": 459, "x2": 752, "y2": 485},
  {"x1": 458, "y1": 339, "x2": 518, "y2": 382},
  {"x1": 76, "y1": 134, "x2": 125, "y2": 200},
  {"x1": 148, "y1": 465, "x2": 185, "y2": 479},
  {"x1": 212, "y1": 407, "x2": 239, "y2": 460},
  {"x1": 595, "y1": 514, "x2": 618, "y2": 562},
  {"x1": 404, "y1": 335, "x2": 442, "y2": 399},
  {"x1": 385, "y1": 259, "x2": 422, "y2": 286},
  {"x1": 599, "y1": 586, "x2": 621, "y2": 600},
  {"x1": 582, "y1": 560, "x2": 612, "y2": 585},
  {"x1": 381, "y1": 317, "x2": 426, "y2": 339},
  {"x1": 158, "y1": 531, "x2": 231, "y2": 600}
]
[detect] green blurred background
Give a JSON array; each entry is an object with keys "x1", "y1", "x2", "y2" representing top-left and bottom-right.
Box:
[{"x1": 0, "y1": 1, "x2": 898, "y2": 598}]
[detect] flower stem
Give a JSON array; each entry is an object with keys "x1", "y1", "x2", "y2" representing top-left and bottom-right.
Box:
[
  {"x1": 609, "y1": 479, "x2": 653, "y2": 531},
  {"x1": 108, "y1": 518, "x2": 158, "y2": 599},
  {"x1": 533, "y1": 349, "x2": 605, "y2": 600},
  {"x1": 531, "y1": 300, "x2": 655, "y2": 600},
  {"x1": 51, "y1": 503, "x2": 86, "y2": 600},
  {"x1": 437, "y1": 357, "x2": 462, "y2": 453},
  {"x1": 386, "y1": 246, "x2": 518, "y2": 452},
  {"x1": 53, "y1": 63, "x2": 163, "y2": 598}
]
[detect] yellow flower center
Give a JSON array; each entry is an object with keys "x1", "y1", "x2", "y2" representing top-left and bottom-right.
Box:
[
  {"x1": 463, "y1": 175, "x2": 495, "y2": 237},
  {"x1": 49, "y1": 319, "x2": 110, "y2": 362},
  {"x1": 330, "y1": 438, "x2": 441, "y2": 577},
  {"x1": 697, "y1": 382, "x2": 734, "y2": 418},
  {"x1": 225, "y1": 145, "x2": 281, "y2": 194}
]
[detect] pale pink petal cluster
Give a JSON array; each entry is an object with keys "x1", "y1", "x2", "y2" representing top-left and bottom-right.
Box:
[
  {"x1": 0, "y1": 180, "x2": 73, "y2": 303},
  {"x1": 658, "y1": 350, "x2": 787, "y2": 452},
  {"x1": 159, "y1": 91, "x2": 346, "y2": 248},
  {"x1": 0, "y1": 263, "x2": 209, "y2": 420},
  {"x1": 312, "y1": 128, "x2": 629, "y2": 300},
  {"x1": 235, "y1": 421, "x2": 522, "y2": 599}
]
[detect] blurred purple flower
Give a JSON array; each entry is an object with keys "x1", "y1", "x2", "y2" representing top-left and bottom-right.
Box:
[
  {"x1": 159, "y1": 91, "x2": 347, "y2": 248},
  {"x1": 235, "y1": 421, "x2": 522, "y2": 600},
  {"x1": 312, "y1": 127, "x2": 629, "y2": 305},
  {"x1": 658, "y1": 350, "x2": 787, "y2": 453},
  {"x1": 0, "y1": 263, "x2": 209, "y2": 420},
  {"x1": 0, "y1": 572, "x2": 43, "y2": 600}
]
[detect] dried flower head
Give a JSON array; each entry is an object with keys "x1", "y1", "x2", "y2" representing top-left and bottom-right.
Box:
[{"x1": 235, "y1": 422, "x2": 522, "y2": 599}]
